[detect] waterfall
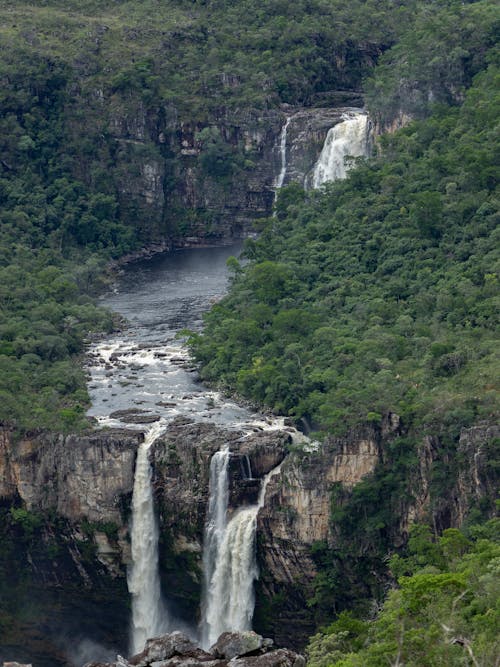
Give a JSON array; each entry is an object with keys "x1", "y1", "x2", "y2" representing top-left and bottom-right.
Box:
[
  {"x1": 200, "y1": 457, "x2": 284, "y2": 648},
  {"x1": 242, "y1": 454, "x2": 253, "y2": 480},
  {"x1": 127, "y1": 421, "x2": 169, "y2": 654},
  {"x1": 310, "y1": 111, "x2": 370, "y2": 188},
  {"x1": 274, "y1": 117, "x2": 291, "y2": 191},
  {"x1": 200, "y1": 447, "x2": 231, "y2": 647}
]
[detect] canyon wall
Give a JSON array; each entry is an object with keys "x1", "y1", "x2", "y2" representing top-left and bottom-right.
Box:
[{"x1": 1, "y1": 417, "x2": 497, "y2": 663}]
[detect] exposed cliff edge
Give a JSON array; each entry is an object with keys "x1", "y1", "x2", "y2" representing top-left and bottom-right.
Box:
[
  {"x1": 254, "y1": 418, "x2": 499, "y2": 648},
  {"x1": 85, "y1": 103, "x2": 373, "y2": 245},
  {"x1": 0, "y1": 417, "x2": 497, "y2": 663}
]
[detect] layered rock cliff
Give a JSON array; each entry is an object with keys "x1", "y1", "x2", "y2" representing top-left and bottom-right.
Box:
[
  {"x1": 0, "y1": 416, "x2": 497, "y2": 664},
  {"x1": 74, "y1": 99, "x2": 372, "y2": 246}
]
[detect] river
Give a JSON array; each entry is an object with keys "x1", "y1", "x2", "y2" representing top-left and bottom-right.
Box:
[
  {"x1": 85, "y1": 242, "x2": 294, "y2": 660},
  {"x1": 87, "y1": 243, "x2": 258, "y2": 429}
]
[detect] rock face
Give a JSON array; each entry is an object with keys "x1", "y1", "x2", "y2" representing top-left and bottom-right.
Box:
[
  {"x1": 255, "y1": 421, "x2": 390, "y2": 647},
  {"x1": 76, "y1": 99, "x2": 370, "y2": 245},
  {"x1": 254, "y1": 417, "x2": 499, "y2": 648},
  {"x1": 0, "y1": 417, "x2": 497, "y2": 663},
  {"x1": 0, "y1": 428, "x2": 141, "y2": 523},
  {"x1": 0, "y1": 420, "x2": 290, "y2": 666},
  {"x1": 279, "y1": 107, "x2": 368, "y2": 188},
  {"x1": 150, "y1": 418, "x2": 289, "y2": 620},
  {"x1": 84, "y1": 631, "x2": 304, "y2": 667}
]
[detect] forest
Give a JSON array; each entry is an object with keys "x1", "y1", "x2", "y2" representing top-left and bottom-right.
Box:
[{"x1": 0, "y1": 0, "x2": 498, "y2": 663}]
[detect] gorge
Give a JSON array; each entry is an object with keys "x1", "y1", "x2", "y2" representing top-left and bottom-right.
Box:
[
  {"x1": 0, "y1": 1, "x2": 498, "y2": 665},
  {"x1": 0, "y1": 114, "x2": 379, "y2": 664}
]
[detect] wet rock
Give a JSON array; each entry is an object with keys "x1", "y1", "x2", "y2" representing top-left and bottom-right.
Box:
[
  {"x1": 110, "y1": 409, "x2": 149, "y2": 418},
  {"x1": 129, "y1": 632, "x2": 210, "y2": 666},
  {"x1": 156, "y1": 401, "x2": 177, "y2": 407},
  {"x1": 83, "y1": 632, "x2": 302, "y2": 667},
  {"x1": 210, "y1": 631, "x2": 271, "y2": 659},
  {"x1": 125, "y1": 414, "x2": 161, "y2": 424}
]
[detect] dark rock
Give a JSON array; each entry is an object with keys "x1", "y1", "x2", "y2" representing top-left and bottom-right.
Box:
[
  {"x1": 210, "y1": 631, "x2": 270, "y2": 659},
  {"x1": 230, "y1": 649, "x2": 305, "y2": 667},
  {"x1": 124, "y1": 414, "x2": 161, "y2": 424},
  {"x1": 110, "y1": 409, "x2": 149, "y2": 418},
  {"x1": 129, "y1": 632, "x2": 211, "y2": 667},
  {"x1": 83, "y1": 632, "x2": 301, "y2": 667}
]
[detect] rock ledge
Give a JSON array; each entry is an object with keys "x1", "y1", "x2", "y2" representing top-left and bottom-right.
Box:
[{"x1": 84, "y1": 631, "x2": 305, "y2": 667}]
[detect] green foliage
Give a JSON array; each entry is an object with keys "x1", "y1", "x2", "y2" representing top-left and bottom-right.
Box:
[
  {"x1": 365, "y1": 0, "x2": 499, "y2": 122},
  {"x1": 306, "y1": 520, "x2": 500, "y2": 666},
  {"x1": 191, "y1": 37, "x2": 499, "y2": 436}
]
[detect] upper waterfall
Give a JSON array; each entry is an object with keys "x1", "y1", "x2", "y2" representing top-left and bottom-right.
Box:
[
  {"x1": 274, "y1": 116, "x2": 291, "y2": 191},
  {"x1": 127, "y1": 421, "x2": 170, "y2": 654},
  {"x1": 310, "y1": 111, "x2": 370, "y2": 187}
]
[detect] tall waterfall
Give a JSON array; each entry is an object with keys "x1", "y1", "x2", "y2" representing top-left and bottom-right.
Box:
[
  {"x1": 200, "y1": 455, "x2": 284, "y2": 648},
  {"x1": 200, "y1": 447, "x2": 231, "y2": 647},
  {"x1": 310, "y1": 111, "x2": 370, "y2": 187},
  {"x1": 127, "y1": 421, "x2": 169, "y2": 654},
  {"x1": 274, "y1": 117, "x2": 291, "y2": 191}
]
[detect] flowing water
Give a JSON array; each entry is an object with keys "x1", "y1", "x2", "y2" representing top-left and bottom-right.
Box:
[
  {"x1": 274, "y1": 116, "x2": 291, "y2": 191},
  {"x1": 310, "y1": 110, "x2": 370, "y2": 187},
  {"x1": 86, "y1": 244, "x2": 298, "y2": 650},
  {"x1": 127, "y1": 420, "x2": 169, "y2": 654},
  {"x1": 200, "y1": 459, "x2": 285, "y2": 648}
]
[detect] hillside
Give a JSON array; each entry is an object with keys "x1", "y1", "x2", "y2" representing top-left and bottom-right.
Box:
[
  {"x1": 0, "y1": 0, "x2": 498, "y2": 664},
  {"x1": 0, "y1": 0, "x2": 410, "y2": 433}
]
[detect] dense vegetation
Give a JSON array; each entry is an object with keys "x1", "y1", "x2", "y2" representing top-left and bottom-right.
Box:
[
  {"x1": 190, "y1": 3, "x2": 499, "y2": 438},
  {"x1": 0, "y1": 0, "x2": 498, "y2": 658},
  {"x1": 0, "y1": 0, "x2": 408, "y2": 432},
  {"x1": 187, "y1": 0, "x2": 499, "y2": 652},
  {"x1": 306, "y1": 520, "x2": 500, "y2": 666}
]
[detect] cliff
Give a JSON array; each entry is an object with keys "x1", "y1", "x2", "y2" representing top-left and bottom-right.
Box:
[
  {"x1": 0, "y1": 417, "x2": 496, "y2": 663},
  {"x1": 253, "y1": 418, "x2": 499, "y2": 648}
]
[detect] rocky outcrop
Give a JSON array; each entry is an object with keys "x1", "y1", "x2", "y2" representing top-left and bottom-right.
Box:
[
  {"x1": 150, "y1": 418, "x2": 289, "y2": 619},
  {"x1": 0, "y1": 428, "x2": 141, "y2": 523},
  {"x1": 405, "y1": 422, "x2": 500, "y2": 532},
  {"x1": 279, "y1": 108, "x2": 367, "y2": 188},
  {"x1": 1, "y1": 414, "x2": 496, "y2": 663},
  {"x1": 77, "y1": 96, "x2": 370, "y2": 244},
  {"x1": 255, "y1": 420, "x2": 392, "y2": 647},
  {"x1": 254, "y1": 415, "x2": 499, "y2": 648},
  {"x1": 0, "y1": 420, "x2": 291, "y2": 666},
  {"x1": 85, "y1": 631, "x2": 304, "y2": 667}
]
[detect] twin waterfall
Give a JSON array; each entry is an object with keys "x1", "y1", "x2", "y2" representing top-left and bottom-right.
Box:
[
  {"x1": 201, "y1": 452, "x2": 284, "y2": 648},
  {"x1": 128, "y1": 430, "x2": 281, "y2": 651},
  {"x1": 127, "y1": 422, "x2": 169, "y2": 654},
  {"x1": 274, "y1": 109, "x2": 371, "y2": 194}
]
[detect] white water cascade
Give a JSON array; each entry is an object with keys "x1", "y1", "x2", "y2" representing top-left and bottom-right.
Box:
[
  {"x1": 310, "y1": 111, "x2": 370, "y2": 187},
  {"x1": 127, "y1": 421, "x2": 169, "y2": 654},
  {"x1": 274, "y1": 116, "x2": 291, "y2": 192},
  {"x1": 200, "y1": 456, "x2": 284, "y2": 648},
  {"x1": 200, "y1": 447, "x2": 231, "y2": 647}
]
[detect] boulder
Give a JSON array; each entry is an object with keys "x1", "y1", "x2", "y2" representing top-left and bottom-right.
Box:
[
  {"x1": 210, "y1": 632, "x2": 272, "y2": 660},
  {"x1": 83, "y1": 631, "x2": 303, "y2": 667},
  {"x1": 129, "y1": 632, "x2": 212, "y2": 667}
]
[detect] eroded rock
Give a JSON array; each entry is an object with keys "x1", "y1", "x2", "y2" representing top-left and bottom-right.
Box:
[{"x1": 83, "y1": 631, "x2": 302, "y2": 667}]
